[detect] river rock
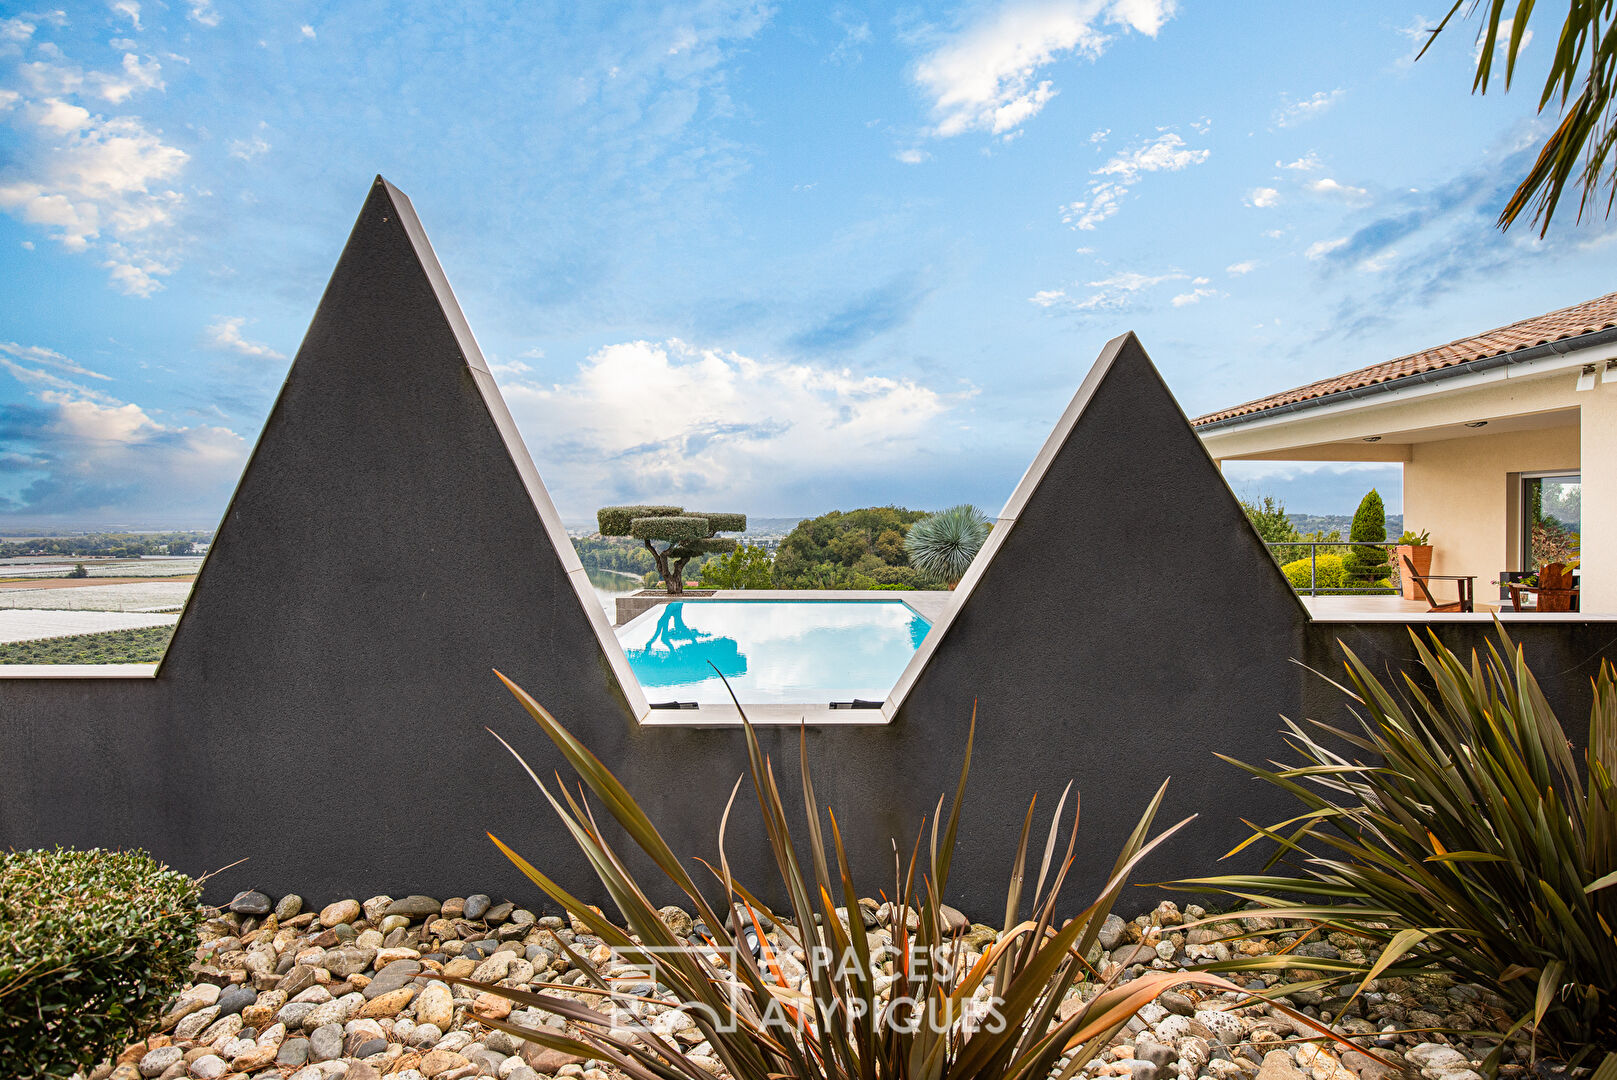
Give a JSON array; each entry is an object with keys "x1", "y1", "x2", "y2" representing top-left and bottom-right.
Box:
[
  {"x1": 420, "y1": 1049, "x2": 472, "y2": 1077},
  {"x1": 215, "y1": 984, "x2": 256, "y2": 1017},
  {"x1": 359, "y1": 986, "x2": 416, "y2": 1018},
  {"x1": 228, "y1": 890, "x2": 272, "y2": 916},
  {"x1": 138, "y1": 1046, "x2": 183, "y2": 1077},
  {"x1": 386, "y1": 895, "x2": 442, "y2": 918},
  {"x1": 414, "y1": 981, "x2": 455, "y2": 1028},
  {"x1": 464, "y1": 894, "x2": 491, "y2": 920},
  {"x1": 322, "y1": 945, "x2": 377, "y2": 978},
  {"x1": 276, "y1": 1038, "x2": 310, "y2": 1067},
  {"x1": 319, "y1": 899, "x2": 360, "y2": 927},
  {"x1": 1257, "y1": 1050, "x2": 1308, "y2": 1080},
  {"x1": 308, "y1": 1022, "x2": 343, "y2": 1062}
]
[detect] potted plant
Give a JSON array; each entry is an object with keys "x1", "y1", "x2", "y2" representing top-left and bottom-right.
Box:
[{"x1": 1395, "y1": 528, "x2": 1432, "y2": 602}]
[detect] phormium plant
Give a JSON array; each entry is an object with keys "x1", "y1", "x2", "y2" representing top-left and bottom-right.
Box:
[
  {"x1": 1178, "y1": 625, "x2": 1617, "y2": 1073},
  {"x1": 0, "y1": 847, "x2": 202, "y2": 1079},
  {"x1": 457, "y1": 677, "x2": 1360, "y2": 1080}
]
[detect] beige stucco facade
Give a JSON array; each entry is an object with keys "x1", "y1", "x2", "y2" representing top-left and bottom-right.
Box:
[{"x1": 1198, "y1": 340, "x2": 1617, "y2": 612}]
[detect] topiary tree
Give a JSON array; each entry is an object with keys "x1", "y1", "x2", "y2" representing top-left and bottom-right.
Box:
[
  {"x1": 1347, "y1": 488, "x2": 1391, "y2": 585},
  {"x1": 598, "y1": 506, "x2": 746, "y2": 595},
  {"x1": 904, "y1": 504, "x2": 990, "y2": 587}
]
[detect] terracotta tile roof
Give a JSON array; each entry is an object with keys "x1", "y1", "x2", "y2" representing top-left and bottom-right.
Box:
[{"x1": 1192, "y1": 291, "x2": 1617, "y2": 427}]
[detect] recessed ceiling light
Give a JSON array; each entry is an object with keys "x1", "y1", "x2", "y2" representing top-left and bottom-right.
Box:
[
  {"x1": 1465, "y1": 421, "x2": 1488, "y2": 428},
  {"x1": 1363, "y1": 435, "x2": 1382, "y2": 442}
]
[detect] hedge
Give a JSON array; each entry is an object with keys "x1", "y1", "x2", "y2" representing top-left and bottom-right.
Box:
[
  {"x1": 0, "y1": 849, "x2": 202, "y2": 1078},
  {"x1": 1282, "y1": 552, "x2": 1348, "y2": 591}
]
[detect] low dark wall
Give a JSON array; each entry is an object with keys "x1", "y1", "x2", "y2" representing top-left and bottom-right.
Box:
[{"x1": 2, "y1": 179, "x2": 1614, "y2": 921}]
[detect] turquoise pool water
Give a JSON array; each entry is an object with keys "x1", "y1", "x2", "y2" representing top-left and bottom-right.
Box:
[{"x1": 616, "y1": 600, "x2": 931, "y2": 705}]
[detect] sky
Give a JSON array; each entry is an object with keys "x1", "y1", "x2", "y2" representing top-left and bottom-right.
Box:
[{"x1": 2, "y1": 0, "x2": 1614, "y2": 531}]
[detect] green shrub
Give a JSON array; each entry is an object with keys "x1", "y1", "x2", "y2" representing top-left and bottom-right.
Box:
[
  {"x1": 1281, "y1": 552, "x2": 1347, "y2": 591},
  {"x1": 0, "y1": 849, "x2": 201, "y2": 1078},
  {"x1": 699, "y1": 543, "x2": 774, "y2": 589},
  {"x1": 1178, "y1": 627, "x2": 1617, "y2": 1072}
]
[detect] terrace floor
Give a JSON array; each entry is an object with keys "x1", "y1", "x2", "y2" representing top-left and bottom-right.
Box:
[{"x1": 1300, "y1": 594, "x2": 1612, "y2": 621}]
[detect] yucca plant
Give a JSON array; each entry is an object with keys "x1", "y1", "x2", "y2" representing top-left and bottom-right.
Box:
[
  {"x1": 456, "y1": 676, "x2": 1355, "y2": 1080},
  {"x1": 905, "y1": 505, "x2": 989, "y2": 587},
  {"x1": 1176, "y1": 625, "x2": 1617, "y2": 1073}
]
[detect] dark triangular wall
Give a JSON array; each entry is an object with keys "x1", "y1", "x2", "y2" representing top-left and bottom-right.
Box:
[
  {"x1": 0, "y1": 178, "x2": 658, "y2": 901},
  {"x1": 3, "y1": 189, "x2": 1613, "y2": 916},
  {"x1": 162, "y1": 177, "x2": 642, "y2": 716},
  {"x1": 879, "y1": 333, "x2": 1312, "y2": 896}
]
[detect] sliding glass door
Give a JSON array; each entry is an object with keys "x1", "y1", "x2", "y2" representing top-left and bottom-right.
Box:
[{"x1": 1522, "y1": 472, "x2": 1581, "y2": 571}]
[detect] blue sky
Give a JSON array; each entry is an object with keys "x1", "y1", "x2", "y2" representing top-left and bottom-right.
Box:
[{"x1": 2, "y1": 0, "x2": 1613, "y2": 530}]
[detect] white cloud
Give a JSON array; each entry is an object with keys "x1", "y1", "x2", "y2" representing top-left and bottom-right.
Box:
[
  {"x1": 498, "y1": 339, "x2": 965, "y2": 510},
  {"x1": 1226, "y1": 260, "x2": 1257, "y2": 275},
  {"x1": 1075, "y1": 269, "x2": 1185, "y2": 309},
  {"x1": 1277, "y1": 152, "x2": 1320, "y2": 170},
  {"x1": 300, "y1": 24, "x2": 315, "y2": 40},
  {"x1": 228, "y1": 133, "x2": 270, "y2": 160},
  {"x1": 100, "y1": 246, "x2": 173, "y2": 296},
  {"x1": 186, "y1": 0, "x2": 219, "y2": 26},
  {"x1": 913, "y1": 0, "x2": 1178, "y2": 137},
  {"x1": 205, "y1": 317, "x2": 284, "y2": 360},
  {"x1": 489, "y1": 358, "x2": 533, "y2": 378},
  {"x1": 1034, "y1": 269, "x2": 1190, "y2": 312},
  {"x1": 1089, "y1": 127, "x2": 1109, "y2": 143},
  {"x1": 0, "y1": 341, "x2": 113, "y2": 382},
  {"x1": 1276, "y1": 89, "x2": 1343, "y2": 127},
  {"x1": 1305, "y1": 236, "x2": 1348, "y2": 260},
  {"x1": 1061, "y1": 129, "x2": 1207, "y2": 230},
  {"x1": 0, "y1": 349, "x2": 248, "y2": 518},
  {"x1": 95, "y1": 54, "x2": 164, "y2": 103},
  {"x1": 1246, "y1": 186, "x2": 1279, "y2": 208},
  {"x1": 1474, "y1": 17, "x2": 1531, "y2": 66},
  {"x1": 1093, "y1": 130, "x2": 1207, "y2": 182},
  {"x1": 1061, "y1": 180, "x2": 1124, "y2": 230},
  {"x1": 0, "y1": 47, "x2": 187, "y2": 294},
  {"x1": 894, "y1": 147, "x2": 929, "y2": 164},
  {"x1": 1307, "y1": 176, "x2": 1369, "y2": 201},
  {"x1": 1359, "y1": 249, "x2": 1398, "y2": 273},
  {"x1": 110, "y1": 0, "x2": 140, "y2": 31},
  {"x1": 1171, "y1": 286, "x2": 1218, "y2": 306}
]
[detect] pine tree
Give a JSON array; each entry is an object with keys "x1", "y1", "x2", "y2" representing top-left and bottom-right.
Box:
[{"x1": 1347, "y1": 489, "x2": 1391, "y2": 584}]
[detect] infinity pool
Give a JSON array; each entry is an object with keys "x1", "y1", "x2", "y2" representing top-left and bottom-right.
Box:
[{"x1": 615, "y1": 600, "x2": 932, "y2": 705}]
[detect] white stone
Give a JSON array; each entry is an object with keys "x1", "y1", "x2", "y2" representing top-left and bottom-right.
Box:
[{"x1": 188, "y1": 1055, "x2": 228, "y2": 1079}]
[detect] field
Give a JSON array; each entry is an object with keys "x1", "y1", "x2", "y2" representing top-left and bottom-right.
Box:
[{"x1": 0, "y1": 624, "x2": 174, "y2": 664}]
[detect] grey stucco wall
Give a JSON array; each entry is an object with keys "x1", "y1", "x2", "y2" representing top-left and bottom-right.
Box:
[{"x1": 2, "y1": 179, "x2": 1613, "y2": 919}]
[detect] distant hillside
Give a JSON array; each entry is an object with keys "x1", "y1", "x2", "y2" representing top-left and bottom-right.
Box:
[{"x1": 1288, "y1": 513, "x2": 1403, "y2": 537}]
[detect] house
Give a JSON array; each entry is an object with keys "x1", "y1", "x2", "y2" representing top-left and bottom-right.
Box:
[{"x1": 1194, "y1": 292, "x2": 1617, "y2": 612}]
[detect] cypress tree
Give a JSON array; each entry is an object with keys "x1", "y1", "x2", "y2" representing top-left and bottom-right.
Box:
[{"x1": 1347, "y1": 489, "x2": 1391, "y2": 584}]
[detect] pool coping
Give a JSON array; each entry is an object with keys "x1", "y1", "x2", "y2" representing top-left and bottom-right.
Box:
[{"x1": 615, "y1": 593, "x2": 936, "y2": 720}]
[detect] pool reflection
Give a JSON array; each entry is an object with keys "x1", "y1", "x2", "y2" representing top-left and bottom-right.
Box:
[{"x1": 622, "y1": 603, "x2": 748, "y2": 688}]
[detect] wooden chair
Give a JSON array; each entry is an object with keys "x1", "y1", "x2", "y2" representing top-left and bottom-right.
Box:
[{"x1": 1402, "y1": 555, "x2": 1474, "y2": 613}]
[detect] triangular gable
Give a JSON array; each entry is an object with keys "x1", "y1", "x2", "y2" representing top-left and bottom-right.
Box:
[
  {"x1": 887, "y1": 332, "x2": 1306, "y2": 718},
  {"x1": 162, "y1": 177, "x2": 647, "y2": 720}
]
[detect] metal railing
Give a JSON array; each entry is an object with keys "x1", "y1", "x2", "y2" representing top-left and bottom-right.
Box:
[{"x1": 1264, "y1": 540, "x2": 1403, "y2": 597}]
